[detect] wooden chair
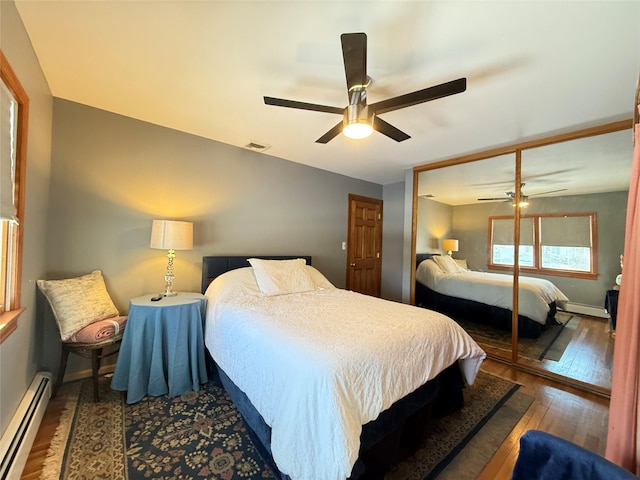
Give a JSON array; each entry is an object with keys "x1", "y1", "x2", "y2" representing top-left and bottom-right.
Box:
[
  {"x1": 54, "y1": 333, "x2": 124, "y2": 402},
  {"x1": 37, "y1": 270, "x2": 127, "y2": 402}
]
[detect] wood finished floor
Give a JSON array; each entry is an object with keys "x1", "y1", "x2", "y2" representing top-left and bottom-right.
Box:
[
  {"x1": 477, "y1": 360, "x2": 609, "y2": 480},
  {"x1": 19, "y1": 357, "x2": 610, "y2": 480}
]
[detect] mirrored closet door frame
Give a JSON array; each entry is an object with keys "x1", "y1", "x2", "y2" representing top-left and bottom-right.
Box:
[{"x1": 411, "y1": 119, "x2": 633, "y2": 396}]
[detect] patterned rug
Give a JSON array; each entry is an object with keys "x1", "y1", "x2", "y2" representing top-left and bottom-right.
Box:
[
  {"x1": 41, "y1": 371, "x2": 531, "y2": 479},
  {"x1": 456, "y1": 312, "x2": 578, "y2": 361}
]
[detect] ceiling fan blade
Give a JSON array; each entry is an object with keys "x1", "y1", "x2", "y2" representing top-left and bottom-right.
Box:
[
  {"x1": 315, "y1": 121, "x2": 343, "y2": 144},
  {"x1": 370, "y1": 77, "x2": 467, "y2": 115},
  {"x1": 477, "y1": 197, "x2": 508, "y2": 201},
  {"x1": 341, "y1": 33, "x2": 367, "y2": 92},
  {"x1": 373, "y1": 117, "x2": 411, "y2": 142},
  {"x1": 264, "y1": 96, "x2": 343, "y2": 115},
  {"x1": 528, "y1": 188, "x2": 568, "y2": 197}
]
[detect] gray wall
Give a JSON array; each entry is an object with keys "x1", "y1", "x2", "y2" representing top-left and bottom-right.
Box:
[
  {"x1": 416, "y1": 197, "x2": 454, "y2": 254},
  {"x1": 381, "y1": 181, "x2": 405, "y2": 302},
  {"x1": 45, "y1": 98, "x2": 385, "y2": 375},
  {"x1": 0, "y1": 1, "x2": 53, "y2": 436}
]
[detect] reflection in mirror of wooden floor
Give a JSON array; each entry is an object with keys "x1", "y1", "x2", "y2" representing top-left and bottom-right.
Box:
[
  {"x1": 523, "y1": 313, "x2": 614, "y2": 389},
  {"x1": 475, "y1": 313, "x2": 614, "y2": 390}
]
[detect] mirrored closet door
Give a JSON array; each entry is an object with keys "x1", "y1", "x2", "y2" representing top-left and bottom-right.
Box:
[
  {"x1": 515, "y1": 128, "x2": 632, "y2": 391},
  {"x1": 415, "y1": 154, "x2": 516, "y2": 362},
  {"x1": 412, "y1": 120, "x2": 633, "y2": 394}
]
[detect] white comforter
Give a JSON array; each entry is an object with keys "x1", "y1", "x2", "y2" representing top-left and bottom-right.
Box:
[
  {"x1": 416, "y1": 259, "x2": 569, "y2": 324},
  {"x1": 204, "y1": 268, "x2": 486, "y2": 480}
]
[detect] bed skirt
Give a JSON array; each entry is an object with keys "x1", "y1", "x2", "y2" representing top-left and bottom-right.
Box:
[
  {"x1": 206, "y1": 351, "x2": 464, "y2": 479},
  {"x1": 415, "y1": 281, "x2": 557, "y2": 338}
]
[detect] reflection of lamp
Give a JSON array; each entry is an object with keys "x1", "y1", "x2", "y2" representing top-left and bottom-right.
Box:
[
  {"x1": 442, "y1": 238, "x2": 459, "y2": 256},
  {"x1": 150, "y1": 220, "x2": 193, "y2": 296},
  {"x1": 343, "y1": 92, "x2": 374, "y2": 139}
]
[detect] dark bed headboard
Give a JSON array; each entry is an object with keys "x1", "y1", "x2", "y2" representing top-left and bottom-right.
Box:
[
  {"x1": 201, "y1": 255, "x2": 312, "y2": 293},
  {"x1": 416, "y1": 252, "x2": 440, "y2": 268}
]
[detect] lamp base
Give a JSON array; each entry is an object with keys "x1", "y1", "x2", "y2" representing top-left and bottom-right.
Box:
[
  {"x1": 162, "y1": 266, "x2": 176, "y2": 297},
  {"x1": 161, "y1": 279, "x2": 177, "y2": 297}
]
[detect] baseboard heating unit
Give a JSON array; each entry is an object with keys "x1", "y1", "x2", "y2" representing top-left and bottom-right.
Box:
[
  {"x1": 0, "y1": 371, "x2": 52, "y2": 480},
  {"x1": 564, "y1": 302, "x2": 608, "y2": 319}
]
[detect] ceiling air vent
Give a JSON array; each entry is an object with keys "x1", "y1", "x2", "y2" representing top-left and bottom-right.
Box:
[{"x1": 244, "y1": 141, "x2": 271, "y2": 152}]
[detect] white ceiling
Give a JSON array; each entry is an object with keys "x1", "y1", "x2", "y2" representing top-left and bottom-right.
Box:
[{"x1": 14, "y1": 1, "x2": 640, "y2": 186}]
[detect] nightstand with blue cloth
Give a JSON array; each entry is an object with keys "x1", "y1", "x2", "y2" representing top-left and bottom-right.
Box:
[{"x1": 111, "y1": 292, "x2": 208, "y2": 404}]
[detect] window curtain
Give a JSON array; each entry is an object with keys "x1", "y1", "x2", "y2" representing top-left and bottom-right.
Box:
[{"x1": 606, "y1": 77, "x2": 640, "y2": 473}]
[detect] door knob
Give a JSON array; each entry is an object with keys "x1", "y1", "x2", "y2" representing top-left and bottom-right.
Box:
[{"x1": 350, "y1": 263, "x2": 356, "y2": 267}]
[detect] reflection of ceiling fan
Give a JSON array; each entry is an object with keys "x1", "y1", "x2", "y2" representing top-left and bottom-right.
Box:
[
  {"x1": 477, "y1": 183, "x2": 568, "y2": 203},
  {"x1": 264, "y1": 33, "x2": 467, "y2": 143}
]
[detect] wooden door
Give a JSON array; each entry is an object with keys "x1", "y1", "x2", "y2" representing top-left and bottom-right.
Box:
[{"x1": 346, "y1": 194, "x2": 382, "y2": 296}]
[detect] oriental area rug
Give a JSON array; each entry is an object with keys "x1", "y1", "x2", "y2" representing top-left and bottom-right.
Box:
[{"x1": 41, "y1": 371, "x2": 532, "y2": 480}]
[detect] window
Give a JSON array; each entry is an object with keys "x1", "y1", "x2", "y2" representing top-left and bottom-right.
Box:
[
  {"x1": 489, "y1": 213, "x2": 597, "y2": 279},
  {"x1": 0, "y1": 50, "x2": 29, "y2": 343}
]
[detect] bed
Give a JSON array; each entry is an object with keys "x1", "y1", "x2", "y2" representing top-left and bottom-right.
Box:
[
  {"x1": 415, "y1": 253, "x2": 569, "y2": 338},
  {"x1": 201, "y1": 255, "x2": 486, "y2": 480}
]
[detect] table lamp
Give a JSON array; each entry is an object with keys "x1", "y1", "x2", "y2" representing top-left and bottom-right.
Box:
[
  {"x1": 150, "y1": 219, "x2": 193, "y2": 296},
  {"x1": 442, "y1": 238, "x2": 459, "y2": 257}
]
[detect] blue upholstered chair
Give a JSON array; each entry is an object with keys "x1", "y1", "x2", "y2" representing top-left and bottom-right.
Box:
[{"x1": 511, "y1": 430, "x2": 638, "y2": 480}]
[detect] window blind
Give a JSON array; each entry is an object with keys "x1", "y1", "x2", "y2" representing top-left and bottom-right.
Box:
[
  {"x1": 0, "y1": 78, "x2": 18, "y2": 223},
  {"x1": 540, "y1": 216, "x2": 592, "y2": 247},
  {"x1": 520, "y1": 217, "x2": 534, "y2": 246},
  {"x1": 492, "y1": 218, "x2": 513, "y2": 245}
]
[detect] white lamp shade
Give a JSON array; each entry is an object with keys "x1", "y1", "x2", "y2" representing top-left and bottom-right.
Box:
[
  {"x1": 150, "y1": 220, "x2": 193, "y2": 250},
  {"x1": 442, "y1": 239, "x2": 459, "y2": 252}
]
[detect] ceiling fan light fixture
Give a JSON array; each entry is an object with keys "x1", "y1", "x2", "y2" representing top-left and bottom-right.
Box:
[
  {"x1": 513, "y1": 195, "x2": 529, "y2": 208},
  {"x1": 343, "y1": 104, "x2": 374, "y2": 140}
]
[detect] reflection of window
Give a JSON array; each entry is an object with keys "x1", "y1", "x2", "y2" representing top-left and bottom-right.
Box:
[
  {"x1": 0, "y1": 51, "x2": 28, "y2": 343},
  {"x1": 489, "y1": 213, "x2": 597, "y2": 279}
]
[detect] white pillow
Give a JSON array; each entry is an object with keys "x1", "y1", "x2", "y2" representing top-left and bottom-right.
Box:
[
  {"x1": 305, "y1": 265, "x2": 336, "y2": 290},
  {"x1": 416, "y1": 259, "x2": 443, "y2": 288},
  {"x1": 37, "y1": 270, "x2": 120, "y2": 342},
  {"x1": 432, "y1": 255, "x2": 464, "y2": 275},
  {"x1": 454, "y1": 258, "x2": 468, "y2": 270},
  {"x1": 248, "y1": 258, "x2": 317, "y2": 296},
  {"x1": 204, "y1": 267, "x2": 262, "y2": 306}
]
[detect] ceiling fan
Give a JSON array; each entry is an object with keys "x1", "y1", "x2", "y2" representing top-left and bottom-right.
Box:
[
  {"x1": 478, "y1": 183, "x2": 568, "y2": 203},
  {"x1": 264, "y1": 32, "x2": 467, "y2": 143}
]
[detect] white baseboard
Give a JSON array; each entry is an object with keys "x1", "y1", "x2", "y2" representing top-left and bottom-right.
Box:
[
  {"x1": 563, "y1": 302, "x2": 608, "y2": 319},
  {"x1": 0, "y1": 371, "x2": 52, "y2": 479}
]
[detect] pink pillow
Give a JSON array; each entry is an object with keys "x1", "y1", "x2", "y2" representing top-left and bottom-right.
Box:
[{"x1": 67, "y1": 315, "x2": 127, "y2": 344}]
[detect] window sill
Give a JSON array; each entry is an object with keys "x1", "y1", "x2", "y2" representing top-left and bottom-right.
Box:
[
  {"x1": 0, "y1": 306, "x2": 26, "y2": 344},
  {"x1": 489, "y1": 264, "x2": 598, "y2": 280}
]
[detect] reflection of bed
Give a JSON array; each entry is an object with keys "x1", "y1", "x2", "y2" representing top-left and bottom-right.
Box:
[
  {"x1": 415, "y1": 253, "x2": 569, "y2": 339},
  {"x1": 201, "y1": 255, "x2": 486, "y2": 480}
]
